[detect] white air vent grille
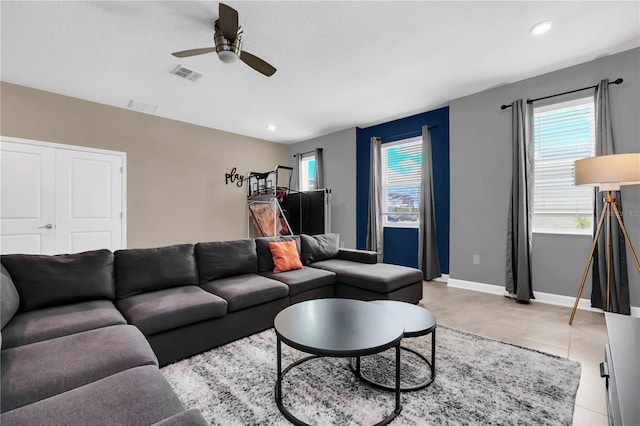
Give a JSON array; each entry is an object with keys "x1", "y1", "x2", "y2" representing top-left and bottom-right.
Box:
[
  {"x1": 128, "y1": 100, "x2": 158, "y2": 113},
  {"x1": 171, "y1": 65, "x2": 203, "y2": 82}
]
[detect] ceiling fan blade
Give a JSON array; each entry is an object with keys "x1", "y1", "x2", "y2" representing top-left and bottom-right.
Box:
[
  {"x1": 172, "y1": 47, "x2": 216, "y2": 58},
  {"x1": 240, "y1": 50, "x2": 276, "y2": 77},
  {"x1": 219, "y1": 3, "x2": 239, "y2": 41}
]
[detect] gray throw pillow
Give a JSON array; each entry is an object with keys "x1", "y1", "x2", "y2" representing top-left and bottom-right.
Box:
[
  {"x1": 0, "y1": 264, "x2": 20, "y2": 329},
  {"x1": 300, "y1": 233, "x2": 340, "y2": 265}
]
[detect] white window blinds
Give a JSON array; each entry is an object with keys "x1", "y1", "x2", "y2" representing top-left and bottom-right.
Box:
[
  {"x1": 381, "y1": 137, "x2": 422, "y2": 227},
  {"x1": 532, "y1": 97, "x2": 595, "y2": 234},
  {"x1": 299, "y1": 152, "x2": 316, "y2": 191}
]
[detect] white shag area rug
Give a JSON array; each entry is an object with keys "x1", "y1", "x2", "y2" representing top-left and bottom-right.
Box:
[{"x1": 161, "y1": 326, "x2": 580, "y2": 425}]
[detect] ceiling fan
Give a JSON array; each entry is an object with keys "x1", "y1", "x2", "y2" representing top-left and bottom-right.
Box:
[{"x1": 172, "y1": 2, "x2": 276, "y2": 77}]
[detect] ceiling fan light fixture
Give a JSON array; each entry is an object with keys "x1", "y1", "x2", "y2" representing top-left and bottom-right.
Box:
[
  {"x1": 172, "y1": 3, "x2": 276, "y2": 77},
  {"x1": 217, "y1": 50, "x2": 238, "y2": 63}
]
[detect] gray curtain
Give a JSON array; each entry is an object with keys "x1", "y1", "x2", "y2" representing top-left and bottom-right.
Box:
[
  {"x1": 418, "y1": 126, "x2": 441, "y2": 280},
  {"x1": 592, "y1": 79, "x2": 630, "y2": 314},
  {"x1": 292, "y1": 152, "x2": 302, "y2": 191},
  {"x1": 366, "y1": 137, "x2": 383, "y2": 261},
  {"x1": 314, "y1": 148, "x2": 325, "y2": 189},
  {"x1": 505, "y1": 99, "x2": 534, "y2": 302}
]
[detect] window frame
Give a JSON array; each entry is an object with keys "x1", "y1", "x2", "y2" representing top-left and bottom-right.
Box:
[
  {"x1": 381, "y1": 136, "x2": 422, "y2": 229},
  {"x1": 532, "y1": 95, "x2": 596, "y2": 235}
]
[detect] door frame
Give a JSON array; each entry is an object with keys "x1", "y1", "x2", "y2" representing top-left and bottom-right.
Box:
[{"x1": 1, "y1": 135, "x2": 127, "y2": 249}]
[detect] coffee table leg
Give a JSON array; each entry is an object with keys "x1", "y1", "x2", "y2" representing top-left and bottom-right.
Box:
[
  {"x1": 431, "y1": 329, "x2": 436, "y2": 380},
  {"x1": 395, "y1": 343, "x2": 401, "y2": 413},
  {"x1": 276, "y1": 336, "x2": 282, "y2": 407},
  {"x1": 356, "y1": 356, "x2": 361, "y2": 377}
]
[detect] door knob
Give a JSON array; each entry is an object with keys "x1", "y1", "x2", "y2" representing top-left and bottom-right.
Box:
[{"x1": 38, "y1": 224, "x2": 53, "y2": 229}]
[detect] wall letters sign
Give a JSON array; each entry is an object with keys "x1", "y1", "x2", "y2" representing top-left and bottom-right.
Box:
[{"x1": 225, "y1": 167, "x2": 245, "y2": 187}]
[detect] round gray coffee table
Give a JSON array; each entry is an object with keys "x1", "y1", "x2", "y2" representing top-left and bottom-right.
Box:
[
  {"x1": 350, "y1": 300, "x2": 437, "y2": 392},
  {"x1": 274, "y1": 298, "x2": 405, "y2": 426}
]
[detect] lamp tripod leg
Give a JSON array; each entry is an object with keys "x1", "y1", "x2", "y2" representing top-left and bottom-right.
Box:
[
  {"x1": 612, "y1": 201, "x2": 640, "y2": 273},
  {"x1": 569, "y1": 202, "x2": 609, "y2": 325},
  {"x1": 606, "y1": 200, "x2": 611, "y2": 312}
]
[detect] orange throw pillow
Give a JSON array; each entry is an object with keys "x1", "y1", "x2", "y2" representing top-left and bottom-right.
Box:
[{"x1": 269, "y1": 240, "x2": 303, "y2": 273}]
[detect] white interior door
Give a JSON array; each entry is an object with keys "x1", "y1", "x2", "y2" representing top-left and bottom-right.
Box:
[
  {"x1": 1, "y1": 137, "x2": 125, "y2": 255},
  {"x1": 0, "y1": 141, "x2": 56, "y2": 254},
  {"x1": 55, "y1": 149, "x2": 123, "y2": 254}
]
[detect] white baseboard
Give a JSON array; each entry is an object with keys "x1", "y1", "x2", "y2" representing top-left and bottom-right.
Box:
[
  {"x1": 447, "y1": 278, "x2": 640, "y2": 318},
  {"x1": 431, "y1": 273, "x2": 449, "y2": 283},
  {"x1": 447, "y1": 278, "x2": 504, "y2": 296}
]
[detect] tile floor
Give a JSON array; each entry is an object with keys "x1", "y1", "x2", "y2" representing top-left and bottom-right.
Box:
[{"x1": 418, "y1": 281, "x2": 609, "y2": 426}]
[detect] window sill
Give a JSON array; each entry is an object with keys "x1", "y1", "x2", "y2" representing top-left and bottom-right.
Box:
[
  {"x1": 384, "y1": 223, "x2": 419, "y2": 229},
  {"x1": 532, "y1": 230, "x2": 592, "y2": 236}
]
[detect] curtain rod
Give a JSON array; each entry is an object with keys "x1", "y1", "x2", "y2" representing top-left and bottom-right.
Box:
[
  {"x1": 292, "y1": 148, "x2": 323, "y2": 158},
  {"x1": 500, "y1": 78, "x2": 623, "y2": 110},
  {"x1": 382, "y1": 125, "x2": 439, "y2": 142}
]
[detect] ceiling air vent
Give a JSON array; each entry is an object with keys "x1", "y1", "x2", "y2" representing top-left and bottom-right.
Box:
[{"x1": 171, "y1": 65, "x2": 202, "y2": 82}]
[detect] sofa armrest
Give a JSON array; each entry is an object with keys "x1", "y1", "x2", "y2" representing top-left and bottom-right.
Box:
[{"x1": 337, "y1": 249, "x2": 378, "y2": 264}]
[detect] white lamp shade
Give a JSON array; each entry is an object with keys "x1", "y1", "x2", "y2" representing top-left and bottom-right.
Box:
[{"x1": 575, "y1": 153, "x2": 640, "y2": 191}]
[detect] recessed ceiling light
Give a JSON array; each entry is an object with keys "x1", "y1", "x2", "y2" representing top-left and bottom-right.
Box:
[
  {"x1": 530, "y1": 20, "x2": 552, "y2": 35},
  {"x1": 268, "y1": 124, "x2": 277, "y2": 131}
]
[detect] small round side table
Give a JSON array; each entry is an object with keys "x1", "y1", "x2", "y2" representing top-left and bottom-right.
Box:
[{"x1": 351, "y1": 300, "x2": 437, "y2": 392}]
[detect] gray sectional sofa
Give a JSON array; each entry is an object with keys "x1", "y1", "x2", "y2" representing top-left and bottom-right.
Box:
[{"x1": 1, "y1": 233, "x2": 423, "y2": 425}]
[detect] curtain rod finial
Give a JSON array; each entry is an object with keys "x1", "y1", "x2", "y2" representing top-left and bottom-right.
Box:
[{"x1": 613, "y1": 78, "x2": 623, "y2": 84}]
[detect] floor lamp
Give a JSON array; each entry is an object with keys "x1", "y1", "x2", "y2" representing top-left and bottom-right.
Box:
[{"x1": 569, "y1": 153, "x2": 640, "y2": 325}]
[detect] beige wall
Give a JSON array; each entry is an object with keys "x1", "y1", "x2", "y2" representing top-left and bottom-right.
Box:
[{"x1": 1, "y1": 82, "x2": 289, "y2": 248}]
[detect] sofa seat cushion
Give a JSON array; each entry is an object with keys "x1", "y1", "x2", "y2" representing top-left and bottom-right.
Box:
[
  {"x1": 1, "y1": 300, "x2": 126, "y2": 350},
  {"x1": 260, "y1": 267, "x2": 336, "y2": 297},
  {"x1": 116, "y1": 286, "x2": 227, "y2": 336},
  {"x1": 201, "y1": 274, "x2": 289, "y2": 312},
  {"x1": 0, "y1": 366, "x2": 185, "y2": 426},
  {"x1": 310, "y1": 260, "x2": 423, "y2": 293},
  {"x1": 1, "y1": 324, "x2": 157, "y2": 413},
  {"x1": 1, "y1": 249, "x2": 114, "y2": 312}
]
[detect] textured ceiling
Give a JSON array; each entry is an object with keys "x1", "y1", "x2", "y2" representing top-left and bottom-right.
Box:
[{"x1": 1, "y1": 1, "x2": 639, "y2": 144}]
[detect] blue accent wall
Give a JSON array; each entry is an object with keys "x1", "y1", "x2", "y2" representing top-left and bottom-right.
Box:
[{"x1": 356, "y1": 106, "x2": 450, "y2": 273}]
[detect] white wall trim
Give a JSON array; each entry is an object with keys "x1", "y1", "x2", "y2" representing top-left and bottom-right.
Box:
[
  {"x1": 1, "y1": 135, "x2": 124, "y2": 157},
  {"x1": 447, "y1": 278, "x2": 640, "y2": 318},
  {"x1": 447, "y1": 278, "x2": 505, "y2": 296},
  {"x1": 431, "y1": 273, "x2": 449, "y2": 283}
]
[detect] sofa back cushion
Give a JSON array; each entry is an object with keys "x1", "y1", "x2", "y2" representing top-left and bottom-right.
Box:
[
  {"x1": 255, "y1": 236, "x2": 301, "y2": 272},
  {"x1": 300, "y1": 233, "x2": 340, "y2": 265},
  {"x1": 115, "y1": 244, "x2": 197, "y2": 299},
  {"x1": 1, "y1": 265, "x2": 20, "y2": 328},
  {"x1": 1, "y1": 250, "x2": 115, "y2": 312},
  {"x1": 195, "y1": 239, "x2": 257, "y2": 282}
]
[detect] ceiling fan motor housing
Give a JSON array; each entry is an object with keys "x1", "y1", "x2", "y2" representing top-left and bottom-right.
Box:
[{"x1": 214, "y1": 22, "x2": 242, "y2": 63}]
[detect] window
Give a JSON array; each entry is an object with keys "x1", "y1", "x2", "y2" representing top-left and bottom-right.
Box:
[
  {"x1": 299, "y1": 152, "x2": 315, "y2": 191},
  {"x1": 381, "y1": 137, "x2": 422, "y2": 227},
  {"x1": 532, "y1": 97, "x2": 595, "y2": 234}
]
